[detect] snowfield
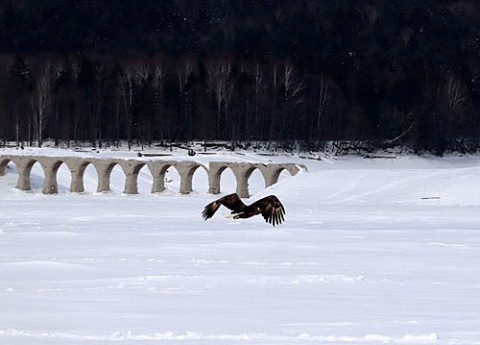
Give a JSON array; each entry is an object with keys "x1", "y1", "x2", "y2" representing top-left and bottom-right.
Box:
[{"x1": 1, "y1": 147, "x2": 480, "y2": 345}]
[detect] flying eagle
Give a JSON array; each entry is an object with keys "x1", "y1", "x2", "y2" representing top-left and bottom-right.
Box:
[{"x1": 202, "y1": 193, "x2": 286, "y2": 226}]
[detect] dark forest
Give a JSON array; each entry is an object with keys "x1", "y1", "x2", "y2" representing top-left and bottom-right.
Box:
[{"x1": 1, "y1": 0, "x2": 480, "y2": 153}]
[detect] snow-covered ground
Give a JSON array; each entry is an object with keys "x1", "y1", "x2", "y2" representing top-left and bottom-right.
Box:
[{"x1": 1, "y1": 147, "x2": 480, "y2": 344}]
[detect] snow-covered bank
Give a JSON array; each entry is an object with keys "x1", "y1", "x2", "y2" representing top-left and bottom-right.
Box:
[{"x1": 1, "y1": 148, "x2": 480, "y2": 344}]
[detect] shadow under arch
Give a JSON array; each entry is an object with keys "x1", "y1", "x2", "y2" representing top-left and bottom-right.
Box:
[
  {"x1": 245, "y1": 166, "x2": 265, "y2": 197},
  {"x1": 277, "y1": 167, "x2": 295, "y2": 183},
  {"x1": 55, "y1": 161, "x2": 72, "y2": 193},
  {"x1": 81, "y1": 162, "x2": 100, "y2": 194},
  {"x1": 136, "y1": 164, "x2": 154, "y2": 195},
  {"x1": 214, "y1": 165, "x2": 237, "y2": 195},
  {"x1": 30, "y1": 160, "x2": 48, "y2": 192},
  {"x1": 186, "y1": 162, "x2": 209, "y2": 194}
]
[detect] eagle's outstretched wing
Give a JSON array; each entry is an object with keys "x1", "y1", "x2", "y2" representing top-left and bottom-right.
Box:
[
  {"x1": 202, "y1": 193, "x2": 246, "y2": 220},
  {"x1": 251, "y1": 195, "x2": 286, "y2": 226}
]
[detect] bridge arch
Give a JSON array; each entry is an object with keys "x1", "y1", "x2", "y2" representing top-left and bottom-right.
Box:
[
  {"x1": 208, "y1": 162, "x2": 305, "y2": 198},
  {"x1": 258, "y1": 164, "x2": 300, "y2": 188},
  {"x1": 208, "y1": 162, "x2": 258, "y2": 198},
  {"x1": 207, "y1": 164, "x2": 235, "y2": 195}
]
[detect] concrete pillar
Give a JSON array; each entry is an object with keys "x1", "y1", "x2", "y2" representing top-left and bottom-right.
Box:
[
  {"x1": 93, "y1": 159, "x2": 117, "y2": 193},
  {"x1": 176, "y1": 161, "x2": 206, "y2": 194},
  {"x1": 207, "y1": 162, "x2": 227, "y2": 194},
  {"x1": 118, "y1": 160, "x2": 146, "y2": 194},
  {"x1": 147, "y1": 161, "x2": 173, "y2": 193},
  {"x1": 232, "y1": 163, "x2": 258, "y2": 198},
  {"x1": 66, "y1": 158, "x2": 91, "y2": 193},
  {"x1": 260, "y1": 164, "x2": 282, "y2": 188},
  {"x1": 36, "y1": 157, "x2": 65, "y2": 194},
  {"x1": 12, "y1": 157, "x2": 36, "y2": 191}
]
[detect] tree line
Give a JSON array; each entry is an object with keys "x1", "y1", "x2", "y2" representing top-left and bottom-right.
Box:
[{"x1": 1, "y1": 0, "x2": 480, "y2": 154}]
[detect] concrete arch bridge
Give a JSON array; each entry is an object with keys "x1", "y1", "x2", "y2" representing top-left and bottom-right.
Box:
[{"x1": 0, "y1": 155, "x2": 305, "y2": 198}]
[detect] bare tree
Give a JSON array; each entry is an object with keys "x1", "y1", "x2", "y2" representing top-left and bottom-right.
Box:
[
  {"x1": 268, "y1": 63, "x2": 279, "y2": 144},
  {"x1": 205, "y1": 58, "x2": 234, "y2": 138},
  {"x1": 282, "y1": 60, "x2": 305, "y2": 138},
  {"x1": 30, "y1": 61, "x2": 53, "y2": 147},
  {"x1": 0, "y1": 55, "x2": 13, "y2": 146},
  {"x1": 49, "y1": 59, "x2": 65, "y2": 146},
  {"x1": 400, "y1": 26, "x2": 413, "y2": 47},
  {"x1": 363, "y1": 5, "x2": 380, "y2": 25},
  {"x1": 252, "y1": 60, "x2": 266, "y2": 139},
  {"x1": 176, "y1": 58, "x2": 195, "y2": 138},
  {"x1": 121, "y1": 63, "x2": 135, "y2": 148},
  {"x1": 313, "y1": 74, "x2": 330, "y2": 139},
  {"x1": 152, "y1": 58, "x2": 167, "y2": 143},
  {"x1": 446, "y1": 73, "x2": 468, "y2": 119},
  {"x1": 7, "y1": 56, "x2": 33, "y2": 147},
  {"x1": 444, "y1": 72, "x2": 469, "y2": 141},
  {"x1": 121, "y1": 60, "x2": 150, "y2": 149},
  {"x1": 69, "y1": 56, "x2": 82, "y2": 146},
  {"x1": 133, "y1": 61, "x2": 149, "y2": 147}
]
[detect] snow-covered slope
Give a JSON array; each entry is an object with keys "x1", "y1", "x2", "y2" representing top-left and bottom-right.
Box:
[{"x1": 1, "y1": 148, "x2": 479, "y2": 344}]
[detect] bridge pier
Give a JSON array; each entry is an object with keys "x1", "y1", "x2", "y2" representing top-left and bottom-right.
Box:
[
  {"x1": 66, "y1": 158, "x2": 93, "y2": 193},
  {"x1": 93, "y1": 160, "x2": 117, "y2": 193},
  {"x1": 232, "y1": 163, "x2": 256, "y2": 198},
  {"x1": 177, "y1": 161, "x2": 207, "y2": 194},
  {"x1": 14, "y1": 157, "x2": 36, "y2": 191},
  {"x1": 147, "y1": 161, "x2": 174, "y2": 193},
  {"x1": 36, "y1": 158, "x2": 65, "y2": 194},
  {"x1": 207, "y1": 162, "x2": 226, "y2": 195},
  {"x1": 42, "y1": 169, "x2": 59, "y2": 194},
  {"x1": 118, "y1": 160, "x2": 147, "y2": 194}
]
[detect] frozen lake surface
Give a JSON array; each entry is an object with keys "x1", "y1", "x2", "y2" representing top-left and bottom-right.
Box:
[{"x1": 1, "y1": 147, "x2": 479, "y2": 344}]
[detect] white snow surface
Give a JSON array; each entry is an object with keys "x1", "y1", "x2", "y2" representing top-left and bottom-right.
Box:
[{"x1": 1, "y1": 147, "x2": 480, "y2": 344}]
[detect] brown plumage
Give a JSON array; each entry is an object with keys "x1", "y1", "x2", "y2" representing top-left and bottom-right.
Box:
[{"x1": 202, "y1": 193, "x2": 286, "y2": 226}]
